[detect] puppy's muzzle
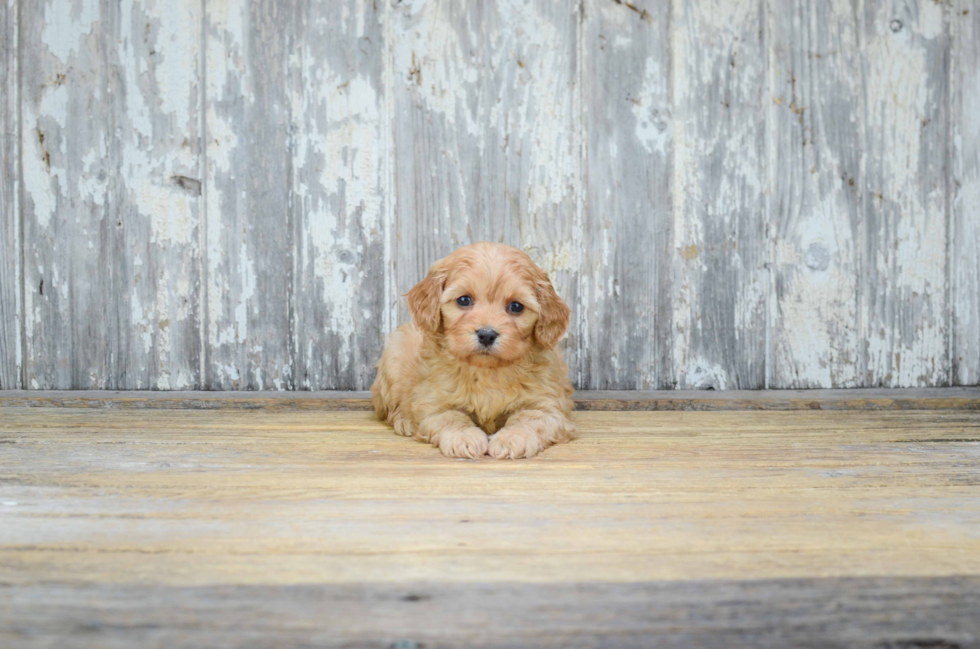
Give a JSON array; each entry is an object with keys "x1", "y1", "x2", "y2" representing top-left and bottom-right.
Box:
[{"x1": 476, "y1": 327, "x2": 499, "y2": 348}]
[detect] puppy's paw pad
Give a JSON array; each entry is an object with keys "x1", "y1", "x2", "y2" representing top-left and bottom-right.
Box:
[
  {"x1": 439, "y1": 428, "x2": 489, "y2": 459},
  {"x1": 488, "y1": 428, "x2": 541, "y2": 460}
]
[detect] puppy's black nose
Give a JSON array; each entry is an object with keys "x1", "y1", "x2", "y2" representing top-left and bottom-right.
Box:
[{"x1": 476, "y1": 327, "x2": 499, "y2": 347}]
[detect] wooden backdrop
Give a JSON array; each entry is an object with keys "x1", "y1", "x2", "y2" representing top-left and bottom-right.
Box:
[{"x1": 0, "y1": 0, "x2": 977, "y2": 391}]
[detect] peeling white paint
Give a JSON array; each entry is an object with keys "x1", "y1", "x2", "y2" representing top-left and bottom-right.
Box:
[
  {"x1": 394, "y1": 0, "x2": 482, "y2": 139},
  {"x1": 10, "y1": 0, "x2": 974, "y2": 391},
  {"x1": 671, "y1": 0, "x2": 767, "y2": 389},
  {"x1": 863, "y1": 0, "x2": 947, "y2": 386},
  {"x1": 41, "y1": 0, "x2": 99, "y2": 64},
  {"x1": 613, "y1": 35, "x2": 631, "y2": 49},
  {"x1": 23, "y1": 80, "x2": 69, "y2": 229},
  {"x1": 952, "y1": 0, "x2": 980, "y2": 387},
  {"x1": 684, "y1": 358, "x2": 729, "y2": 390},
  {"x1": 632, "y1": 56, "x2": 672, "y2": 155}
]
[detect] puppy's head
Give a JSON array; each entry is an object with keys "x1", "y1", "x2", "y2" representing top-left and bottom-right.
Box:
[{"x1": 406, "y1": 242, "x2": 570, "y2": 367}]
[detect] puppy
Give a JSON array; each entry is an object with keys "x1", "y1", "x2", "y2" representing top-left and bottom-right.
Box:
[{"x1": 371, "y1": 242, "x2": 576, "y2": 459}]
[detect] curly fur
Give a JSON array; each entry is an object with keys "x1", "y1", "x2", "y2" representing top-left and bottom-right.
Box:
[{"x1": 371, "y1": 242, "x2": 576, "y2": 459}]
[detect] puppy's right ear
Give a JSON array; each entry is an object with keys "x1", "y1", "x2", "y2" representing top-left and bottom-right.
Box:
[{"x1": 406, "y1": 260, "x2": 448, "y2": 334}]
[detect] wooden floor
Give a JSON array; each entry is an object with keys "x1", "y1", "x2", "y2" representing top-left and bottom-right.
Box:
[{"x1": 2, "y1": 396, "x2": 980, "y2": 647}]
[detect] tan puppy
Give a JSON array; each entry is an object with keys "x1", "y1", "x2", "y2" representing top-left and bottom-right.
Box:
[{"x1": 372, "y1": 242, "x2": 576, "y2": 459}]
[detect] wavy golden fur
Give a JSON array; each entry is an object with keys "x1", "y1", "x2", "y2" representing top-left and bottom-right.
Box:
[{"x1": 371, "y1": 242, "x2": 576, "y2": 459}]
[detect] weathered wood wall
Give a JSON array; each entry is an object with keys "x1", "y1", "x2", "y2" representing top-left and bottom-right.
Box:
[{"x1": 0, "y1": 0, "x2": 977, "y2": 390}]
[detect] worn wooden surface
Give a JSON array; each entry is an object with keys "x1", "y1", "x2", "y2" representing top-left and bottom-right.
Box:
[
  {"x1": 768, "y1": 0, "x2": 864, "y2": 389},
  {"x1": 204, "y1": 0, "x2": 292, "y2": 390},
  {"x1": 292, "y1": 0, "x2": 388, "y2": 391},
  {"x1": 1, "y1": 387, "x2": 978, "y2": 411},
  {"x1": 1, "y1": 407, "x2": 979, "y2": 646},
  {"x1": 20, "y1": 0, "x2": 204, "y2": 390},
  {"x1": 0, "y1": 0, "x2": 17, "y2": 389},
  {"x1": 2, "y1": 0, "x2": 978, "y2": 390},
  {"x1": 672, "y1": 0, "x2": 768, "y2": 390},
  {"x1": 579, "y1": 0, "x2": 672, "y2": 389},
  {"x1": 863, "y1": 0, "x2": 949, "y2": 387},
  {"x1": 3, "y1": 578, "x2": 979, "y2": 649},
  {"x1": 952, "y1": 0, "x2": 980, "y2": 388}
]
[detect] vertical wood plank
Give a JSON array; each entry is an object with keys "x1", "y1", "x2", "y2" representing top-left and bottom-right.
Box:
[
  {"x1": 580, "y1": 0, "x2": 672, "y2": 389},
  {"x1": 951, "y1": 1, "x2": 980, "y2": 386},
  {"x1": 289, "y1": 0, "x2": 387, "y2": 390},
  {"x1": 671, "y1": 0, "x2": 768, "y2": 389},
  {"x1": 768, "y1": 0, "x2": 864, "y2": 388},
  {"x1": 114, "y1": 0, "x2": 203, "y2": 389},
  {"x1": 21, "y1": 0, "x2": 203, "y2": 389},
  {"x1": 389, "y1": 0, "x2": 579, "y2": 359},
  {"x1": 21, "y1": 0, "x2": 111, "y2": 388},
  {"x1": 0, "y1": 0, "x2": 19, "y2": 388},
  {"x1": 862, "y1": 0, "x2": 948, "y2": 386},
  {"x1": 205, "y1": 0, "x2": 294, "y2": 390}
]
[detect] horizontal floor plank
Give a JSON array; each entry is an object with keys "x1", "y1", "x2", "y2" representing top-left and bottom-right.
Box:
[
  {"x1": 1, "y1": 387, "x2": 978, "y2": 410},
  {"x1": 2, "y1": 407, "x2": 978, "y2": 647},
  {"x1": 3, "y1": 578, "x2": 979, "y2": 649},
  {"x1": 2, "y1": 409, "x2": 979, "y2": 585}
]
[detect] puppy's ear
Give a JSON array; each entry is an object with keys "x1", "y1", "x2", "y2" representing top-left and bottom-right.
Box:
[
  {"x1": 406, "y1": 260, "x2": 448, "y2": 334},
  {"x1": 534, "y1": 272, "x2": 571, "y2": 349}
]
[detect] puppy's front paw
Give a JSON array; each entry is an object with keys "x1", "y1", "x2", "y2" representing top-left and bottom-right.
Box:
[
  {"x1": 438, "y1": 427, "x2": 489, "y2": 459},
  {"x1": 488, "y1": 425, "x2": 541, "y2": 460},
  {"x1": 393, "y1": 419, "x2": 414, "y2": 437}
]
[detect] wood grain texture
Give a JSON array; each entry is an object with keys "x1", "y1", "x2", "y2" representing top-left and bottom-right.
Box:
[
  {"x1": 3, "y1": 0, "x2": 980, "y2": 391},
  {"x1": 2, "y1": 406, "x2": 978, "y2": 645},
  {"x1": 672, "y1": 0, "x2": 768, "y2": 389},
  {"x1": 579, "y1": 0, "x2": 672, "y2": 389},
  {"x1": 2, "y1": 387, "x2": 978, "y2": 411},
  {"x1": 113, "y1": 0, "x2": 203, "y2": 390},
  {"x1": 205, "y1": 0, "x2": 294, "y2": 390},
  {"x1": 3, "y1": 578, "x2": 979, "y2": 648},
  {"x1": 863, "y1": 0, "x2": 949, "y2": 387},
  {"x1": 951, "y1": 1, "x2": 980, "y2": 386},
  {"x1": 0, "y1": 408, "x2": 978, "y2": 582},
  {"x1": 0, "y1": 0, "x2": 18, "y2": 389},
  {"x1": 20, "y1": 0, "x2": 203, "y2": 389},
  {"x1": 290, "y1": 0, "x2": 387, "y2": 390},
  {"x1": 768, "y1": 0, "x2": 864, "y2": 389},
  {"x1": 20, "y1": 0, "x2": 111, "y2": 388},
  {"x1": 205, "y1": 0, "x2": 388, "y2": 391},
  {"x1": 388, "y1": 0, "x2": 579, "y2": 350}
]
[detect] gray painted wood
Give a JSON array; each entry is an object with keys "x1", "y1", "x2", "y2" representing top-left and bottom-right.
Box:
[
  {"x1": 862, "y1": 0, "x2": 949, "y2": 387},
  {"x1": 671, "y1": 0, "x2": 768, "y2": 389},
  {"x1": 952, "y1": 1, "x2": 980, "y2": 386},
  {"x1": 21, "y1": 0, "x2": 203, "y2": 389},
  {"x1": 768, "y1": 0, "x2": 865, "y2": 389},
  {"x1": 579, "y1": 0, "x2": 673, "y2": 389},
  {"x1": 3, "y1": 578, "x2": 979, "y2": 649},
  {"x1": 2, "y1": 387, "x2": 979, "y2": 411},
  {"x1": 290, "y1": 0, "x2": 387, "y2": 390},
  {"x1": 20, "y1": 0, "x2": 108, "y2": 389},
  {"x1": 4, "y1": 0, "x2": 980, "y2": 390},
  {"x1": 205, "y1": 0, "x2": 387, "y2": 391},
  {"x1": 205, "y1": 0, "x2": 295, "y2": 390},
  {"x1": 0, "y1": 0, "x2": 18, "y2": 389},
  {"x1": 388, "y1": 0, "x2": 579, "y2": 356},
  {"x1": 113, "y1": 0, "x2": 204, "y2": 390}
]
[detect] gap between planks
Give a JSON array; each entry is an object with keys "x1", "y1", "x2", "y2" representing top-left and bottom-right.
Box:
[{"x1": 0, "y1": 388, "x2": 976, "y2": 411}]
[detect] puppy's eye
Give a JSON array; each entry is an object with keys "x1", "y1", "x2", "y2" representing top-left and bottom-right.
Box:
[
  {"x1": 456, "y1": 295, "x2": 472, "y2": 307},
  {"x1": 507, "y1": 301, "x2": 524, "y2": 314}
]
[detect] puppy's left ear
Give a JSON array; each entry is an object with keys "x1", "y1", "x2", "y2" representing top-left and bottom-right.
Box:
[
  {"x1": 406, "y1": 259, "x2": 448, "y2": 334},
  {"x1": 534, "y1": 273, "x2": 571, "y2": 348}
]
